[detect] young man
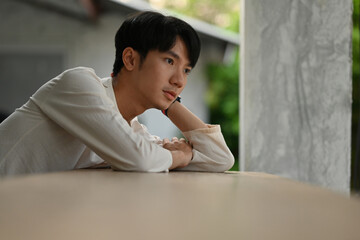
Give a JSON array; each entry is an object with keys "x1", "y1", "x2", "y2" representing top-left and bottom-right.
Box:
[{"x1": 0, "y1": 11, "x2": 234, "y2": 176}]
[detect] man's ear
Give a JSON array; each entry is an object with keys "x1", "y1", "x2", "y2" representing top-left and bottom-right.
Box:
[{"x1": 122, "y1": 47, "x2": 138, "y2": 71}]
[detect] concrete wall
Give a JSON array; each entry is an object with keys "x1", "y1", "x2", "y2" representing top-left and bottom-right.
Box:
[
  {"x1": 0, "y1": 0, "x2": 227, "y2": 139},
  {"x1": 240, "y1": 0, "x2": 353, "y2": 192}
]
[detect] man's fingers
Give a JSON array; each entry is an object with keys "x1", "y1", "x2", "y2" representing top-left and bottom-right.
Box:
[
  {"x1": 172, "y1": 137, "x2": 187, "y2": 144},
  {"x1": 162, "y1": 137, "x2": 193, "y2": 152}
]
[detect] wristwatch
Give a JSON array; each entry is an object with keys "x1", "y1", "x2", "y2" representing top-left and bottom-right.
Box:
[
  {"x1": 174, "y1": 96, "x2": 181, "y2": 103},
  {"x1": 162, "y1": 96, "x2": 181, "y2": 116}
]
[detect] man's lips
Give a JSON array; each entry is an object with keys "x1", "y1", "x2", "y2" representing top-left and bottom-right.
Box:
[{"x1": 163, "y1": 90, "x2": 177, "y2": 101}]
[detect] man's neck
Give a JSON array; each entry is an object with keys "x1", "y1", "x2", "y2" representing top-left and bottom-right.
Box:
[{"x1": 112, "y1": 76, "x2": 146, "y2": 125}]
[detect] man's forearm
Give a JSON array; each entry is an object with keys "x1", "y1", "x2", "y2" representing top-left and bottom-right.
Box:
[{"x1": 166, "y1": 101, "x2": 208, "y2": 132}]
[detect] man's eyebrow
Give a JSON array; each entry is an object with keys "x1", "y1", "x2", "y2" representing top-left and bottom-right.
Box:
[{"x1": 166, "y1": 50, "x2": 191, "y2": 67}]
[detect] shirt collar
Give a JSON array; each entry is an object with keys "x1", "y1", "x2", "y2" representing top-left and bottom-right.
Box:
[
  {"x1": 101, "y1": 77, "x2": 139, "y2": 127},
  {"x1": 101, "y1": 77, "x2": 118, "y2": 110}
]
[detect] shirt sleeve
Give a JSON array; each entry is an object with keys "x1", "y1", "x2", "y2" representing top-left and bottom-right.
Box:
[
  {"x1": 179, "y1": 125, "x2": 235, "y2": 172},
  {"x1": 31, "y1": 67, "x2": 172, "y2": 172},
  {"x1": 133, "y1": 120, "x2": 235, "y2": 172}
]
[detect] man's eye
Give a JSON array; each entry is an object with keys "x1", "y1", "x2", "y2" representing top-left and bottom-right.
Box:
[{"x1": 166, "y1": 58, "x2": 174, "y2": 65}]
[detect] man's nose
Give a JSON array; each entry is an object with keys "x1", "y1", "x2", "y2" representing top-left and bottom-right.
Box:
[{"x1": 170, "y1": 70, "x2": 185, "y2": 88}]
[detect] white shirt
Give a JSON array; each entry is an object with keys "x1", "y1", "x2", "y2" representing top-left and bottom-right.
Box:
[{"x1": 0, "y1": 67, "x2": 234, "y2": 177}]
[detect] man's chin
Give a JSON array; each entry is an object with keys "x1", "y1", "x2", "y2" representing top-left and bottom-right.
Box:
[
  {"x1": 161, "y1": 101, "x2": 173, "y2": 110},
  {"x1": 154, "y1": 103, "x2": 171, "y2": 111}
]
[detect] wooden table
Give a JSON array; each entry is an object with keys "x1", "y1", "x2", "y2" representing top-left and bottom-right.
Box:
[{"x1": 0, "y1": 169, "x2": 359, "y2": 240}]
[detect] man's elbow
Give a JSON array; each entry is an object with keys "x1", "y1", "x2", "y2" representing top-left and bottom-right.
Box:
[
  {"x1": 204, "y1": 150, "x2": 235, "y2": 172},
  {"x1": 218, "y1": 153, "x2": 235, "y2": 172}
]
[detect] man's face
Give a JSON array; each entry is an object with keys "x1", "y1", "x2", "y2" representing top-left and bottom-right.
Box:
[{"x1": 132, "y1": 37, "x2": 192, "y2": 110}]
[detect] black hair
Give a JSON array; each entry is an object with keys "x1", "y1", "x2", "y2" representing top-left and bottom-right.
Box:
[{"x1": 112, "y1": 11, "x2": 201, "y2": 76}]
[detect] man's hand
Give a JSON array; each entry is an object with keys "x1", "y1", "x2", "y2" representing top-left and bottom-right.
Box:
[{"x1": 162, "y1": 137, "x2": 193, "y2": 170}]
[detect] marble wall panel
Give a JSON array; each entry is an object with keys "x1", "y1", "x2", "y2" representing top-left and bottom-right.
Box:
[{"x1": 241, "y1": 0, "x2": 353, "y2": 192}]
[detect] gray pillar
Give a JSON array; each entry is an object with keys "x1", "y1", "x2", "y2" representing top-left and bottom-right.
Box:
[{"x1": 240, "y1": 0, "x2": 353, "y2": 192}]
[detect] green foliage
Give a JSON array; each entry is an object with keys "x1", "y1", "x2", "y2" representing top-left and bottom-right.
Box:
[
  {"x1": 146, "y1": 0, "x2": 240, "y2": 32},
  {"x1": 206, "y1": 52, "x2": 239, "y2": 170},
  {"x1": 352, "y1": 0, "x2": 360, "y2": 190}
]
